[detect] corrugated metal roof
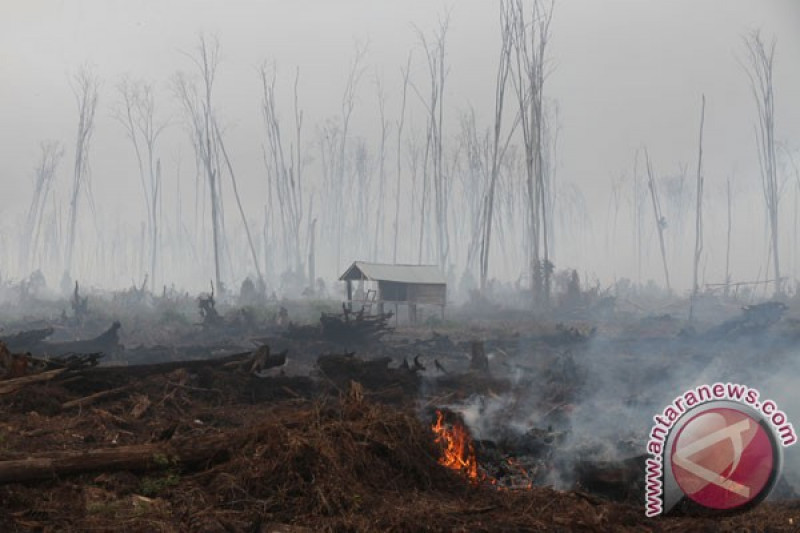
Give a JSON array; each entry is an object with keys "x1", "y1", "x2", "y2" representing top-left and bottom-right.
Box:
[{"x1": 339, "y1": 261, "x2": 446, "y2": 284}]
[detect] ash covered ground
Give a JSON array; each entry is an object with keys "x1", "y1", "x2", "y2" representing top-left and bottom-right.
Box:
[{"x1": 1, "y1": 283, "x2": 800, "y2": 532}]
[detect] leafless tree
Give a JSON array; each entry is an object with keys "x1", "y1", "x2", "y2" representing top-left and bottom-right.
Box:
[
  {"x1": 417, "y1": 118, "x2": 433, "y2": 264},
  {"x1": 22, "y1": 141, "x2": 63, "y2": 273},
  {"x1": 459, "y1": 109, "x2": 489, "y2": 277},
  {"x1": 405, "y1": 132, "x2": 422, "y2": 261},
  {"x1": 479, "y1": 1, "x2": 518, "y2": 294},
  {"x1": 315, "y1": 43, "x2": 367, "y2": 272},
  {"x1": 690, "y1": 95, "x2": 705, "y2": 319},
  {"x1": 645, "y1": 150, "x2": 671, "y2": 292},
  {"x1": 260, "y1": 64, "x2": 307, "y2": 282},
  {"x1": 725, "y1": 177, "x2": 733, "y2": 296},
  {"x1": 353, "y1": 137, "x2": 373, "y2": 240},
  {"x1": 174, "y1": 34, "x2": 225, "y2": 294},
  {"x1": 509, "y1": 0, "x2": 554, "y2": 304},
  {"x1": 65, "y1": 66, "x2": 100, "y2": 280},
  {"x1": 372, "y1": 73, "x2": 390, "y2": 261},
  {"x1": 413, "y1": 12, "x2": 451, "y2": 270},
  {"x1": 742, "y1": 31, "x2": 781, "y2": 295},
  {"x1": 393, "y1": 53, "x2": 413, "y2": 264},
  {"x1": 213, "y1": 118, "x2": 264, "y2": 291},
  {"x1": 114, "y1": 78, "x2": 168, "y2": 290}
]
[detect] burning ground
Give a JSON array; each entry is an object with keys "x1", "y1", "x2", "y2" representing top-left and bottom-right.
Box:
[{"x1": 1, "y1": 293, "x2": 800, "y2": 531}]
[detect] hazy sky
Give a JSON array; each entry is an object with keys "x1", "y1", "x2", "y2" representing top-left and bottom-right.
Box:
[{"x1": 1, "y1": 0, "x2": 799, "y2": 290}]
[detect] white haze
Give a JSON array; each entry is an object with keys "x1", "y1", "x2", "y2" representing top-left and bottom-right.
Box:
[{"x1": 0, "y1": 0, "x2": 799, "y2": 295}]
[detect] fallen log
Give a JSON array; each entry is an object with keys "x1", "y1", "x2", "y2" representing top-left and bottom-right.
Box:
[
  {"x1": 86, "y1": 349, "x2": 270, "y2": 380},
  {"x1": 61, "y1": 384, "x2": 133, "y2": 409},
  {"x1": 0, "y1": 369, "x2": 66, "y2": 395},
  {"x1": 0, "y1": 431, "x2": 234, "y2": 484},
  {"x1": 0, "y1": 327, "x2": 54, "y2": 353},
  {"x1": 38, "y1": 321, "x2": 122, "y2": 357}
]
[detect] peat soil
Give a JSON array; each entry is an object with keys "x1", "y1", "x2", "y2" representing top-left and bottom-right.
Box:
[{"x1": 0, "y1": 297, "x2": 799, "y2": 532}]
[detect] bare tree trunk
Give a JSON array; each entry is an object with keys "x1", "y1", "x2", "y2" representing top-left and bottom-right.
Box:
[
  {"x1": 418, "y1": 123, "x2": 432, "y2": 263},
  {"x1": 114, "y1": 79, "x2": 167, "y2": 290},
  {"x1": 406, "y1": 135, "x2": 421, "y2": 263},
  {"x1": 725, "y1": 177, "x2": 732, "y2": 296},
  {"x1": 337, "y1": 44, "x2": 367, "y2": 271},
  {"x1": 308, "y1": 218, "x2": 317, "y2": 292},
  {"x1": 175, "y1": 34, "x2": 225, "y2": 295},
  {"x1": 509, "y1": 0, "x2": 553, "y2": 305},
  {"x1": 213, "y1": 118, "x2": 264, "y2": 289},
  {"x1": 293, "y1": 67, "x2": 305, "y2": 273},
  {"x1": 23, "y1": 141, "x2": 63, "y2": 274},
  {"x1": 480, "y1": 2, "x2": 516, "y2": 295},
  {"x1": 393, "y1": 53, "x2": 412, "y2": 264},
  {"x1": 690, "y1": 95, "x2": 706, "y2": 319},
  {"x1": 260, "y1": 65, "x2": 306, "y2": 280},
  {"x1": 414, "y1": 13, "x2": 451, "y2": 270},
  {"x1": 65, "y1": 67, "x2": 100, "y2": 280},
  {"x1": 743, "y1": 31, "x2": 780, "y2": 296},
  {"x1": 371, "y1": 75, "x2": 389, "y2": 262},
  {"x1": 645, "y1": 150, "x2": 671, "y2": 293}
]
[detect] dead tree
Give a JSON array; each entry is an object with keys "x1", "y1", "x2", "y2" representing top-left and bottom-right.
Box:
[
  {"x1": 645, "y1": 150, "x2": 671, "y2": 293},
  {"x1": 213, "y1": 118, "x2": 264, "y2": 291},
  {"x1": 324, "y1": 43, "x2": 368, "y2": 272},
  {"x1": 114, "y1": 79, "x2": 168, "y2": 290},
  {"x1": 353, "y1": 138, "x2": 373, "y2": 248},
  {"x1": 413, "y1": 12, "x2": 451, "y2": 271},
  {"x1": 22, "y1": 141, "x2": 63, "y2": 274},
  {"x1": 71, "y1": 281, "x2": 89, "y2": 322},
  {"x1": 175, "y1": 34, "x2": 226, "y2": 295},
  {"x1": 509, "y1": 0, "x2": 554, "y2": 305},
  {"x1": 742, "y1": 31, "x2": 781, "y2": 296},
  {"x1": 261, "y1": 64, "x2": 307, "y2": 280},
  {"x1": 405, "y1": 132, "x2": 422, "y2": 261},
  {"x1": 64, "y1": 67, "x2": 100, "y2": 280},
  {"x1": 690, "y1": 95, "x2": 706, "y2": 319},
  {"x1": 460, "y1": 110, "x2": 489, "y2": 279},
  {"x1": 372, "y1": 73, "x2": 390, "y2": 261},
  {"x1": 418, "y1": 118, "x2": 433, "y2": 264},
  {"x1": 393, "y1": 52, "x2": 412, "y2": 264},
  {"x1": 480, "y1": 1, "x2": 517, "y2": 295},
  {"x1": 307, "y1": 217, "x2": 317, "y2": 292},
  {"x1": 725, "y1": 177, "x2": 733, "y2": 295}
]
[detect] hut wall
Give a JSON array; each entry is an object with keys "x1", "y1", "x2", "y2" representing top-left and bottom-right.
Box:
[
  {"x1": 378, "y1": 281, "x2": 408, "y2": 301},
  {"x1": 407, "y1": 283, "x2": 446, "y2": 305}
]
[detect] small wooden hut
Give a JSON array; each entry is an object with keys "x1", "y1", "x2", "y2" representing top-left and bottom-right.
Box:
[{"x1": 339, "y1": 261, "x2": 447, "y2": 322}]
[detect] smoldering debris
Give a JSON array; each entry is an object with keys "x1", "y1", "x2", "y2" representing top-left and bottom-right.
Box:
[{"x1": 0, "y1": 296, "x2": 799, "y2": 530}]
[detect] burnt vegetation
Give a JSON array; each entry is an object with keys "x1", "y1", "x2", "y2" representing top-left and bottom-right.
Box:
[
  {"x1": 2, "y1": 1, "x2": 800, "y2": 531},
  {"x1": 1, "y1": 274, "x2": 800, "y2": 530}
]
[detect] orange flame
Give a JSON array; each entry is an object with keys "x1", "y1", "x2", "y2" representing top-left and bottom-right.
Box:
[
  {"x1": 431, "y1": 410, "x2": 535, "y2": 490},
  {"x1": 431, "y1": 410, "x2": 480, "y2": 481}
]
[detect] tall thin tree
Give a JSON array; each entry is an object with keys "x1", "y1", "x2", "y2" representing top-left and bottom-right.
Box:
[
  {"x1": 742, "y1": 31, "x2": 780, "y2": 296},
  {"x1": 23, "y1": 141, "x2": 63, "y2": 274},
  {"x1": 393, "y1": 52, "x2": 412, "y2": 264},
  {"x1": 64, "y1": 67, "x2": 100, "y2": 282},
  {"x1": 480, "y1": 1, "x2": 517, "y2": 294},
  {"x1": 175, "y1": 34, "x2": 225, "y2": 294},
  {"x1": 114, "y1": 78, "x2": 168, "y2": 290},
  {"x1": 413, "y1": 12, "x2": 451, "y2": 270},
  {"x1": 690, "y1": 95, "x2": 705, "y2": 319},
  {"x1": 645, "y1": 150, "x2": 671, "y2": 293},
  {"x1": 509, "y1": 0, "x2": 554, "y2": 304}
]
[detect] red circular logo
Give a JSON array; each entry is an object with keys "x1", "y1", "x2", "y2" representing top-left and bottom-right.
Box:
[{"x1": 670, "y1": 408, "x2": 776, "y2": 510}]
